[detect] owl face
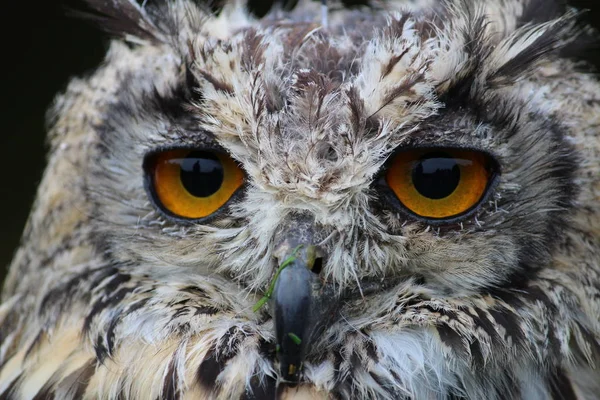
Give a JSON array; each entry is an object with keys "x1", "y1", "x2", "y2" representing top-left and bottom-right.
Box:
[
  {"x1": 5, "y1": 0, "x2": 597, "y2": 398},
  {"x1": 82, "y1": 0, "x2": 578, "y2": 382},
  {"x1": 94, "y1": 2, "x2": 572, "y2": 284}
]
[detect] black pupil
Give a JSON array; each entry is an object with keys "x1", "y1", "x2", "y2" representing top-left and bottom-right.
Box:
[
  {"x1": 411, "y1": 152, "x2": 461, "y2": 199},
  {"x1": 179, "y1": 151, "x2": 224, "y2": 197}
]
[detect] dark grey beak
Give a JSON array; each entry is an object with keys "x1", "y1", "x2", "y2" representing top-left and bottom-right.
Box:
[{"x1": 272, "y1": 244, "x2": 336, "y2": 383}]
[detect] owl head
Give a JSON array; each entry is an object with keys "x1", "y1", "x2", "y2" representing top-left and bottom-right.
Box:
[{"x1": 3, "y1": 0, "x2": 599, "y2": 398}]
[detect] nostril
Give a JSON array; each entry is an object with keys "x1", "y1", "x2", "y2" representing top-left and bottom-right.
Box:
[{"x1": 311, "y1": 257, "x2": 324, "y2": 275}]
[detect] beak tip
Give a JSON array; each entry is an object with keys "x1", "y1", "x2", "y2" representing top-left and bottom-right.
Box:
[
  {"x1": 276, "y1": 332, "x2": 305, "y2": 383},
  {"x1": 280, "y1": 362, "x2": 300, "y2": 383}
]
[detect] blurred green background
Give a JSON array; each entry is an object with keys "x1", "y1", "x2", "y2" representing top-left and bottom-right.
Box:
[{"x1": 1, "y1": 0, "x2": 599, "y2": 277}]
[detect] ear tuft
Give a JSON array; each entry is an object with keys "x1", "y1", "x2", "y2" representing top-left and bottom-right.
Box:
[
  {"x1": 487, "y1": 13, "x2": 580, "y2": 83},
  {"x1": 73, "y1": 0, "x2": 163, "y2": 43}
]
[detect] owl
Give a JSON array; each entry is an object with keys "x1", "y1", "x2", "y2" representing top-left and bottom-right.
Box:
[{"x1": 0, "y1": 0, "x2": 599, "y2": 398}]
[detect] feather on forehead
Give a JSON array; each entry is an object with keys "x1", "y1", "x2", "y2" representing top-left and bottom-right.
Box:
[
  {"x1": 75, "y1": 1, "x2": 585, "y2": 191},
  {"x1": 79, "y1": 0, "x2": 582, "y2": 85},
  {"x1": 74, "y1": 0, "x2": 586, "y2": 209}
]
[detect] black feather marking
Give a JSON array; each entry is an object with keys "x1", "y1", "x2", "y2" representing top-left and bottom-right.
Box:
[
  {"x1": 105, "y1": 312, "x2": 122, "y2": 359},
  {"x1": 31, "y1": 381, "x2": 56, "y2": 400},
  {"x1": 39, "y1": 266, "x2": 116, "y2": 314},
  {"x1": 364, "y1": 338, "x2": 379, "y2": 363},
  {"x1": 94, "y1": 333, "x2": 110, "y2": 364},
  {"x1": 137, "y1": 76, "x2": 203, "y2": 124},
  {"x1": 380, "y1": 72, "x2": 426, "y2": 111},
  {"x1": 436, "y1": 324, "x2": 468, "y2": 361},
  {"x1": 37, "y1": 233, "x2": 78, "y2": 271},
  {"x1": 383, "y1": 13, "x2": 411, "y2": 42},
  {"x1": 549, "y1": 368, "x2": 578, "y2": 400},
  {"x1": 522, "y1": 286, "x2": 555, "y2": 309},
  {"x1": 152, "y1": 85, "x2": 190, "y2": 121},
  {"x1": 471, "y1": 307, "x2": 501, "y2": 345},
  {"x1": 66, "y1": 359, "x2": 97, "y2": 399},
  {"x1": 547, "y1": 321, "x2": 562, "y2": 357},
  {"x1": 345, "y1": 86, "x2": 365, "y2": 136},
  {"x1": 185, "y1": 65, "x2": 204, "y2": 105},
  {"x1": 196, "y1": 327, "x2": 242, "y2": 392},
  {"x1": 241, "y1": 29, "x2": 266, "y2": 71},
  {"x1": 161, "y1": 353, "x2": 181, "y2": 400},
  {"x1": 171, "y1": 305, "x2": 191, "y2": 320},
  {"x1": 85, "y1": 286, "x2": 135, "y2": 332},
  {"x1": 349, "y1": 349, "x2": 361, "y2": 370},
  {"x1": 31, "y1": 358, "x2": 97, "y2": 400},
  {"x1": 421, "y1": 304, "x2": 459, "y2": 321},
  {"x1": 329, "y1": 348, "x2": 354, "y2": 399},
  {"x1": 74, "y1": 0, "x2": 161, "y2": 41},
  {"x1": 488, "y1": 287, "x2": 526, "y2": 309},
  {"x1": 501, "y1": 373, "x2": 523, "y2": 399},
  {"x1": 368, "y1": 371, "x2": 397, "y2": 397},
  {"x1": 487, "y1": 308, "x2": 525, "y2": 346},
  {"x1": 23, "y1": 330, "x2": 47, "y2": 360},
  {"x1": 197, "y1": 69, "x2": 234, "y2": 94},
  {"x1": 468, "y1": 339, "x2": 485, "y2": 368},
  {"x1": 89, "y1": 266, "x2": 122, "y2": 289},
  {"x1": 381, "y1": 48, "x2": 411, "y2": 79},
  {"x1": 332, "y1": 348, "x2": 344, "y2": 380},
  {"x1": 246, "y1": 0, "x2": 372, "y2": 18},
  {"x1": 438, "y1": 14, "x2": 488, "y2": 108},
  {"x1": 446, "y1": 380, "x2": 470, "y2": 400},
  {"x1": 196, "y1": 345, "x2": 224, "y2": 392},
  {"x1": 0, "y1": 373, "x2": 22, "y2": 400},
  {"x1": 257, "y1": 338, "x2": 274, "y2": 359},
  {"x1": 462, "y1": 13, "x2": 489, "y2": 60},
  {"x1": 193, "y1": 305, "x2": 220, "y2": 315},
  {"x1": 180, "y1": 286, "x2": 209, "y2": 297},
  {"x1": 104, "y1": 273, "x2": 133, "y2": 296},
  {"x1": 0, "y1": 308, "x2": 24, "y2": 369},
  {"x1": 489, "y1": 18, "x2": 575, "y2": 82},
  {"x1": 242, "y1": 375, "x2": 277, "y2": 400},
  {"x1": 574, "y1": 321, "x2": 600, "y2": 358},
  {"x1": 83, "y1": 272, "x2": 133, "y2": 335},
  {"x1": 331, "y1": 382, "x2": 352, "y2": 400},
  {"x1": 104, "y1": 296, "x2": 150, "y2": 358}
]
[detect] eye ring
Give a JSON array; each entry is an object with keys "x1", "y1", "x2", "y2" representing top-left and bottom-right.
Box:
[
  {"x1": 144, "y1": 148, "x2": 245, "y2": 222},
  {"x1": 380, "y1": 147, "x2": 499, "y2": 224}
]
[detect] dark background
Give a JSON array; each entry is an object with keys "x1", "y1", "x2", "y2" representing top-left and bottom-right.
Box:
[{"x1": 1, "y1": 0, "x2": 599, "y2": 275}]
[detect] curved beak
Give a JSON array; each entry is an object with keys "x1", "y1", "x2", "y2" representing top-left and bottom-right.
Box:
[{"x1": 271, "y1": 244, "x2": 337, "y2": 383}]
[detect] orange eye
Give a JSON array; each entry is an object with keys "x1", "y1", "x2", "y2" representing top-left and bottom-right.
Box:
[
  {"x1": 385, "y1": 149, "x2": 495, "y2": 220},
  {"x1": 148, "y1": 149, "x2": 244, "y2": 219}
]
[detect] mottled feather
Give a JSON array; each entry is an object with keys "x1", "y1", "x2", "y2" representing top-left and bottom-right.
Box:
[{"x1": 1, "y1": 0, "x2": 599, "y2": 399}]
